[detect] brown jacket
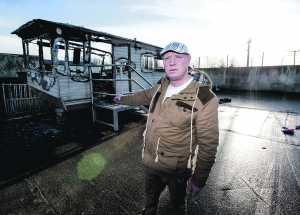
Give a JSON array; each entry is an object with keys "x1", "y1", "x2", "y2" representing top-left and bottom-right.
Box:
[{"x1": 119, "y1": 76, "x2": 219, "y2": 187}]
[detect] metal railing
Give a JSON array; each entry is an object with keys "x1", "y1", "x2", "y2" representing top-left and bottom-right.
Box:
[
  {"x1": 88, "y1": 64, "x2": 154, "y2": 97},
  {"x1": 1, "y1": 83, "x2": 45, "y2": 115},
  {"x1": 127, "y1": 64, "x2": 153, "y2": 88},
  {"x1": 88, "y1": 64, "x2": 154, "y2": 123}
]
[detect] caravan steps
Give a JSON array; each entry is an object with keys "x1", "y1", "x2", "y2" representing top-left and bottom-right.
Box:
[
  {"x1": 63, "y1": 98, "x2": 92, "y2": 110},
  {"x1": 93, "y1": 101, "x2": 134, "y2": 131}
]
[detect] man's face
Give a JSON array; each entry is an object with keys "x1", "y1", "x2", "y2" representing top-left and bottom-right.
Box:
[{"x1": 162, "y1": 52, "x2": 191, "y2": 81}]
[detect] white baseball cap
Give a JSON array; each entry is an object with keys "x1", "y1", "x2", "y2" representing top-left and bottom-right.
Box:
[{"x1": 160, "y1": 41, "x2": 190, "y2": 56}]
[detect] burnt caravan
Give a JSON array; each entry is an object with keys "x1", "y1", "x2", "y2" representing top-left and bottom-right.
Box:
[{"x1": 12, "y1": 19, "x2": 164, "y2": 130}]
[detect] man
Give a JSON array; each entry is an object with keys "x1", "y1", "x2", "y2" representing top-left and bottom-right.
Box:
[{"x1": 114, "y1": 42, "x2": 219, "y2": 215}]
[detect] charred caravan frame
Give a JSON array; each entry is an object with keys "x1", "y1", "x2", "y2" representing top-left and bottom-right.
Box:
[{"x1": 12, "y1": 19, "x2": 164, "y2": 130}]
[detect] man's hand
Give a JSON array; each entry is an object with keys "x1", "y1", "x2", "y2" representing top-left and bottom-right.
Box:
[
  {"x1": 186, "y1": 180, "x2": 205, "y2": 214},
  {"x1": 187, "y1": 179, "x2": 202, "y2": 197},
  {"x1": 113, "y1": 95, "x2": 122, "y2": 103}
]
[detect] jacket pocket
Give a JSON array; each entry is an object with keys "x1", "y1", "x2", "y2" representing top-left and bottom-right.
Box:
[
  {"x1": 156, "y1": 150, "x2": 178, "y2": 171},
  {"x1": 165, "y1": 105, "x2": 192, "y2": 128}
]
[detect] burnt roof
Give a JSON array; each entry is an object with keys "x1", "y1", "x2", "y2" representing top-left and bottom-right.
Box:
[{"x1": 12, "y1": 19, "x2": 162, "y2": 52}]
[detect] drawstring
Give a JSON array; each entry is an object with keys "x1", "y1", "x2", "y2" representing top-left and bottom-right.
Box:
[
  {"x1": 192, "y1": 145, "x2": 199, "y2": 174},
  {"x1": 154, "y1": 137, "x2": 161, "y2": 162},
  {"x1": 142, "y1": 85, "x2": 161, "y2": 159},
  {"x1": 187, "y1": 87, "x2": 200, "y2": 169},
  {"x1": 142, "y1": 129, "x2": 146, "y2": 159}
]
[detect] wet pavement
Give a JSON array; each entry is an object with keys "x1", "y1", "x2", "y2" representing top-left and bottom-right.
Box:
[
  {"x1": 216, "y1": 91, "x2": 300, "y2": 113},
  {"x1": 0, "y1": 92, "x2": 300, "y2": 214}
]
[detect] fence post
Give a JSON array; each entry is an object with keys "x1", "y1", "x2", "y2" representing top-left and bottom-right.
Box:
[{"x1": 2, "y1": 84, "x2": 7, "y2": 113}]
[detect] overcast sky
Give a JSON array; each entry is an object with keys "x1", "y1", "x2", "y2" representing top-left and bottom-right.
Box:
[{"x1": 1, "y1": 0, "x2": 300, "y2": 66}]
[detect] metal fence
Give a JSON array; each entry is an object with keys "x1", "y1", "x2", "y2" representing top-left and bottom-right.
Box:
[{"x1": 1, "y1": 84, "x2": 45, "y2": 115}]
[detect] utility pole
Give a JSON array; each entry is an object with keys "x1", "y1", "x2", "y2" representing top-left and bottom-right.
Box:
[
  {"x1": 226, "y1": 55, "x2": 229, "y2": 68},
  {"x1": 261, "y1": 52, "x2": 264, "y2": 67},
  {"x1": 206, "y1": 56, "x2": 209, "y2": 68},
  {"x1": 198, "y1": 57, "x2": 201, "y2": 68},
  {"x1": 247, "y1": 38, "x2": 252, "y2": 67},
  {"x1": 224, "y1": 55, "x2": 229, "y2": 86},
  {"x1": 289, "y1": 50, "x2": 300, "y2": 67}
]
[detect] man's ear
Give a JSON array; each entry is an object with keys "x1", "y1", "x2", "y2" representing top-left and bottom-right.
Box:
[
  {"x1": 186, "y1": 54, "x2": 192, "y2": 61},
  {"x1": 187, "y1": 54, "x2": 191, "y2": 63}
]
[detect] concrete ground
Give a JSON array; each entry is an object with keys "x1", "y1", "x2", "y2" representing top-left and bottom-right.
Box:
[{"x1": 0, "y1": 93, "x2": 300, "y2": 215}]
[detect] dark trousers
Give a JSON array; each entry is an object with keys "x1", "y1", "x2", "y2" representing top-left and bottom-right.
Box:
[{"x1": 144, "y1": 168, "x2": 191, "y2": 215}]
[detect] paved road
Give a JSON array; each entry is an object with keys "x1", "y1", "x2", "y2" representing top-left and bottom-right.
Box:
[
  {"x1": 192, "y1": 106, "x2": 300, "y2": 215},
  {"x1": 0, "y1": 98, "x2": 299, "y2": 214}
]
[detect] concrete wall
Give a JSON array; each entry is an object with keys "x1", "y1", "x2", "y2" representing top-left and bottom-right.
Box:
[{"x1": 201, "y1": 65, "x2": 300, "y2": 93}]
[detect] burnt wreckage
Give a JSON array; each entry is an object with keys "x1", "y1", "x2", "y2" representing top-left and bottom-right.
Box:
[{"x1": 12, "y1": 19, "x2": 211, "y2": 130}]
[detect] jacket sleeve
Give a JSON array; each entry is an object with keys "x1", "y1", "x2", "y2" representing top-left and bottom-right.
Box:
[
  {"x1": 192, "y1": 96, "x2": 219, "y2": 188},
  {"x1": 118, "y1": 85, "x2": 159, "y2": 106}
]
